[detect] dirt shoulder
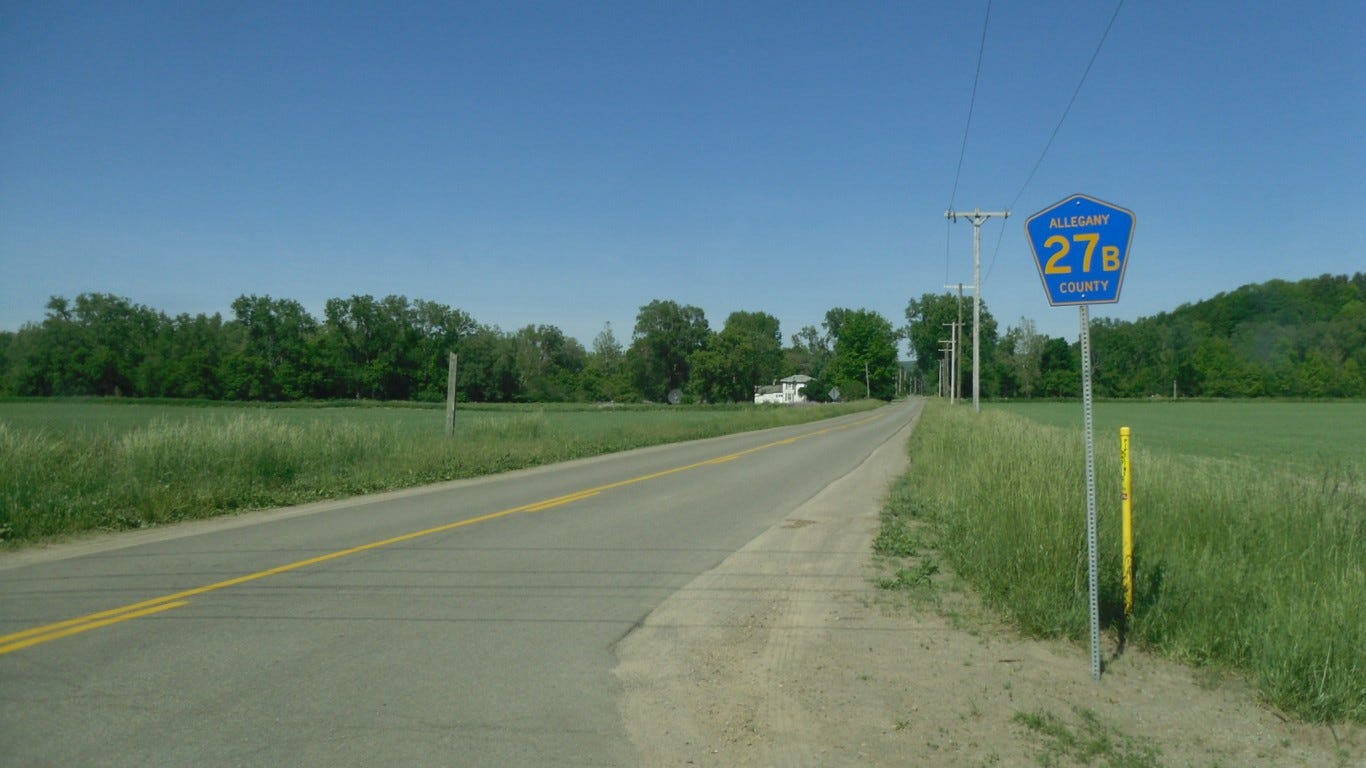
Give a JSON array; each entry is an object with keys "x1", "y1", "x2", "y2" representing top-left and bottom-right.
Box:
[{"x1": 612, "y1": 413, "x2": 1360, "y2": 767}]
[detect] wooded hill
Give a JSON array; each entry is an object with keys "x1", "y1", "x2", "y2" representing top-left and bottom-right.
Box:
[{"x1": 989, "y1": 273, "x2": 1365, "y2": 398}]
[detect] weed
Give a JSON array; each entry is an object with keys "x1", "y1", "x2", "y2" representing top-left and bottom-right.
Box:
[
  {"x1": 903, "y1": 401, "x2": 1365, "y2": 724},
  {"x1": 873, "y1": 525, "x2": 920, "y2": 558},
  {"x1": 876, "y1": 558, "x2": 939, "y2": 591},
  {"x1": 1013, "y1": 706, "x2": 1163, "y2": 768}
]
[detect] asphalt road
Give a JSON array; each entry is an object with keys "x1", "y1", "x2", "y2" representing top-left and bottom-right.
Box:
[{"x1": 1, "y1": 402, "x2": 919, "y2": 767}]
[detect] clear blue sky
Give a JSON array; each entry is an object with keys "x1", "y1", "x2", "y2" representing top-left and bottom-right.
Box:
[{"x1": 3, "y1": 1, "x2": 1363, "y2": 354}]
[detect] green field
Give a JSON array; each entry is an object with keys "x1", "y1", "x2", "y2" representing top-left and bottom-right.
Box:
[
  {"x1": 988, "y1": 400, "x2": 1366, "y2": 474},
  {"x1": 0, "y1": 398, "x2": 879, "y2": 544},
  {"x1": 884, "y1": 399, "x2": 1363, "y2": 724}
]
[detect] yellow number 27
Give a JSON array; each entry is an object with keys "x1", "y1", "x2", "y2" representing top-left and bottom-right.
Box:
[{"x1": 1043, "y1": 234, "x2": 1121, "y2": 274}]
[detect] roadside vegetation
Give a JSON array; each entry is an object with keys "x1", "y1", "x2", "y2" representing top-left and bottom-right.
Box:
[
  {"x1": 1013, "y1": 707, "x2": 1164, "y2": 768},
  {"x1": 0, "y1": 398, "x2": 878, "y2": 545},
  {"x1": 0, "y1": 294, "x2": 903, "y2": 404},
  {"x1": 907, "y1": 272, "x2": 1364, "y2": 399},
  {"x1": 882, "y1": 400, "x2": 1363, "y2": 724},
  {"x1": 3, "y1": 274, "x2": 1359, "y2": 410}
]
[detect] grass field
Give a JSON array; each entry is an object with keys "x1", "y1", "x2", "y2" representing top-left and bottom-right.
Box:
[
  {"x1": 0, "y1": 398, "x2": 880, "y2": 545},
  {"x1": 884, "y1": 399, "x2": 1363, "y2": 724},
  {"x1": 988, "y1": 400, "x2": 1366, "y2": 475}
]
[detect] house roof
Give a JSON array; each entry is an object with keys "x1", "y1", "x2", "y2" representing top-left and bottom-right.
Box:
[{"x1": 780, "y1": 375, "x2": 813, "y2": 383}]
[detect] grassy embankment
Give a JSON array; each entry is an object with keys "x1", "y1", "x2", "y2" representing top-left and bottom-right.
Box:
[
  {"x1": 878, "y1": 399, "x2": 1363, "y2": 724},
  {"x1": 0, "y1": 398, "x2": 880, "y2": 544}
]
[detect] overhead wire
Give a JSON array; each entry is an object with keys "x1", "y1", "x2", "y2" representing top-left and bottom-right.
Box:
[
  {"x1": 983, "y1": 0, "x2": 1126, "y2": 285},
  {"x1": 945, "y1": 0, "x2": 993, "y2": 284}
]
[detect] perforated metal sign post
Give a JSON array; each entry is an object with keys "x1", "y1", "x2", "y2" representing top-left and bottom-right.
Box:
[{"x1": 1026, "y1": 193, "x2": 1136, "y2": 682}]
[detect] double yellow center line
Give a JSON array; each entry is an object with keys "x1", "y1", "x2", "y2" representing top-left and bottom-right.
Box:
[{"x1": 0, "y1": 413, "x2": 881, "y2": 655}]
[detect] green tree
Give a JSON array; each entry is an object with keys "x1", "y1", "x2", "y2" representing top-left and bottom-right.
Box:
[
  {"x1": 221, "y1": 295, "x2": 323, "y2": 400},
  {"x1": 1192, "y1": 336, "x2": 1264, "y2": 397},
  {"x1": 0, "y1": 331, "x2": 12, "y2": 395},
  {"x1": 137, "y1": 313, "x2": 229, "y2": 399},
  {"x1": 784, "y1": 325, "x2": 832, "y2": 380},
  {"x1": 997, "y1": 317, "x2": 1044, "y2": 398},
  {"x1": 74, "y1": 294, "x2": 165, "y2": 396},
  {"x1": 3, "y1": 299, "x2": 79, "y2": 395},
  {"x1": 688, "y1": 310, "x2": 784, "y2": 402},
  {"x1": 629, "y1": 300, "x2": 710, "y2": 402},
  {"x1": 825, "y1": 308, "x2": 899, "y2": 400},
  {"x1": 904, "y1": 293, "x2": 998, "y2": 399},
  {"x1": 411, "y1": 300, "x2": 478, "y2": 402},
  {"x1": 512, "y1": 324, "x2": 586, "y2": 402},
  {"x1": 1039, "y1": 337, "x2": 1079, "y2": 397},
  {"x1": 2, "y1": 294, "x2": 166, "y2": 396},
  {"x1": 582, "y1": 323, "x2": 631, "y2": 401},
  {"x1": 320, "y1": 294, "x2": 426, "y2": 400},
  {"x1": 456, "y1": 325, "x2": 519, "y2": 402}
]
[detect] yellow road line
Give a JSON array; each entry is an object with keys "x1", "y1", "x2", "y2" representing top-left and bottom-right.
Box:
[
  {"x1": 0, "y1": 601, "x2": 189, "y2": 655},
  {"x1": 0, "y1": 411, "x2": 884, "y2": 655}
]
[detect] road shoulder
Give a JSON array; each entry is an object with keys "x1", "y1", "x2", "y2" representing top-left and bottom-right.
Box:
[{"x1": 612, "y1": 407, "x2": 1360, "y2": 767}]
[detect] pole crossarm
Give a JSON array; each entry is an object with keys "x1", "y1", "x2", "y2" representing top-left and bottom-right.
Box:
[
  {"x1": 945, "y1": 207, "x2": 1009, "y2": 412},
  {"x1": 944, "y1": 208, "x2": 1010, "y2": 226}
]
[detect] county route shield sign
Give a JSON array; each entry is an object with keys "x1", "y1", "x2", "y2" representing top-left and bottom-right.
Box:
[{"x1": 1025, "y1": 194, "x2": 1135, "y2": 306}]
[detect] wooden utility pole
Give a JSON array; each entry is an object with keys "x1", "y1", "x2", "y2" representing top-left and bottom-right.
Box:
[
  {"x1": 940, "y1": 324, "x2": 958, "y2": 404},
  {"x1": 946, "y1": 208, "x2": 1010, "y2": 412},
  {"x1": 945, "y1": 283, "x2": 967, "y2": 405},
  {"x1": 445, "y1": 353, "x2": 458, "y2": 437}
]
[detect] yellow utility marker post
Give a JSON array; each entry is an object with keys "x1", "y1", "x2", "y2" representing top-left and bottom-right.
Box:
[{"x1": 1120, "y1": 426, "x2": 1133, "y2": 618}]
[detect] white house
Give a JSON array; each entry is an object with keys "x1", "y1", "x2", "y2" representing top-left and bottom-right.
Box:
[{"x1": 754, "y1": 374, "x2": 813, "y2": 404}]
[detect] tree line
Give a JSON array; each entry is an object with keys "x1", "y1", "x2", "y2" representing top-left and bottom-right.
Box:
[
  {"x1": 0, "y1": 294, "x2": 902, "y2": 403},
  {"x1": 5, "y1": 273, "x2": 1357, "y2": 404},
  {"x1": 905, "y1": 273, "x2": 1366, "y2": 399}
]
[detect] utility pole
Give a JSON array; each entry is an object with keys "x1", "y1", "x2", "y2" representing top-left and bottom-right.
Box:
[
  {"x1": 945, "y1": 283, "x2": 966, "y2": 406},
  {"x1": 940, "y1": 323, "x2": 960, "y2": 404},
  {"x1": 445, "y1": 353, "x2": 459, "y2": 437},
  {"x1": 946, "y1": 208, "x2": 1009, "y2": 412},
  {"x1": 938, "y1": 342, "x2": 952, "y2": 399}
]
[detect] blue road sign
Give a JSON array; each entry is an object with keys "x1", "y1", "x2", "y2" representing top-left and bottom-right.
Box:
[{"x1": 1025, "y1": 194, "x2": 1135, "y2": 306}]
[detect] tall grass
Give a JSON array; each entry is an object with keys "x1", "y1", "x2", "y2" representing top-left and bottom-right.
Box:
[
  {"x1": 894, "y1": 401, "x2": 1363, "y2": 723},
  {"x1": 0, "y1": 401, "x2": 878, "y2": 544}
]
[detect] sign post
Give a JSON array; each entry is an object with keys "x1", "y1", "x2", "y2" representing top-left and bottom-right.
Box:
[{"x1": 1026, "y1": 193, "x2": 1135, "y2": 681}]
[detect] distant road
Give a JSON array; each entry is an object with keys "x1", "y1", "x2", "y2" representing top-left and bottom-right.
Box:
[{"x1": 1, "y1": 401, "x2": 920, "y2": 767}]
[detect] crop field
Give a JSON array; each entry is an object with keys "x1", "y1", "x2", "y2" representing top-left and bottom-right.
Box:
[
  {"x1": 989, "y1": 400, "x2": 1366, "y2": 475},
  {"x1": 0, "y1": 398, "x2": 879, "y2": 545},
  {"x1": 887, "y1": 399, "x2": 1363, "y2": 724}
]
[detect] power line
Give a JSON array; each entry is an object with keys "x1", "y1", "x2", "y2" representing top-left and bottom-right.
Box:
[
  {"x1": 983, "y1": 208, "x2": 1011, "y2": 286},
  {"x1": 1008, "y1": 0, "x2": 1125, "y2": 211},
  {"x1": 945, "y1": 0, "x2": 993, "y2": 284},
  {"x1": 947, "y1": 0, "x2": 992, "y2": 212},
  {"x1": 983, "y1": 0, "x2": 1126, "y2": 285}
]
